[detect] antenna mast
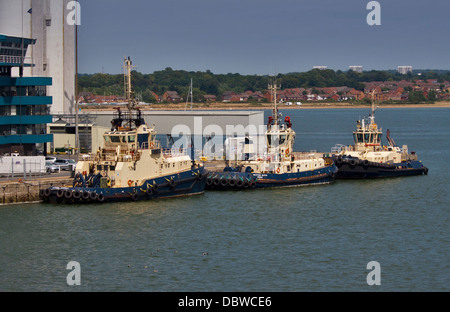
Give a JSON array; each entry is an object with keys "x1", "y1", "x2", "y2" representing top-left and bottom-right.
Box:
[
  {"x1": 268, "y1": 78, "x2": 281, "y2": 125},
  {"x1": 123, "y1": 57, "x2": 136, "y2": 111}
]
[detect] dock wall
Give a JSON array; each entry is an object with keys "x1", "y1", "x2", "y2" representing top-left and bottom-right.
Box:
[{"x1": 0, "y1": 178, "x2": 73, "y2": 205}]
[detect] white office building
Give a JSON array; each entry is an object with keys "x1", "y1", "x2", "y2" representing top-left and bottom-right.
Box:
[
  {"x1": 398, "y1": 66, "x2": 413, "y2": 75},
  {"x1": 0, "y1": 0, "x2": 76, "y2": 114},
  {"x1": 349, "y1": 66, "x2": 363, "y2": 73}
]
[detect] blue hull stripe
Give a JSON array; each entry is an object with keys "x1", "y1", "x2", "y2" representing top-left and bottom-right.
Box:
[{"x1": 41, "y1": 167, "x2": 207, "y2": 204}]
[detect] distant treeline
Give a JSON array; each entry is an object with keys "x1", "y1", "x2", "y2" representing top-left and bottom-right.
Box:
[{"x1": 77, "y1": 68, "x2": 450, "y2": 103}]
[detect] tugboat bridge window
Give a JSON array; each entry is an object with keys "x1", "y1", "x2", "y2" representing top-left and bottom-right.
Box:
[
  {"x1": 109, "y1": 136, "x2": 121, "y2": 143},
  {"x1": 267, "y1": 134, "x2": 287, "y2": 146}
]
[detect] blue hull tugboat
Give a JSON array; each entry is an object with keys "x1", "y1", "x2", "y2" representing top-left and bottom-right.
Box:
[
  {"x1": 206, "y1": 81, "x2": 337, "y2": 190},
  {"x1": 331, "y1": 93, "x2": 428, "y2": 179},
  {"x1": 40, "y1": 58, "x2": 207, "y2": 204}
]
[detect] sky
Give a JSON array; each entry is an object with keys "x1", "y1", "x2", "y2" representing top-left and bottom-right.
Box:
[{"x1": 77, "y1": 0, "x2": 450, "y2": 75}]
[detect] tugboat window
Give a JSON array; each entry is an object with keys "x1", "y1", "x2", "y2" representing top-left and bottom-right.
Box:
[
  {"x1": 121, "y1": 136, "x2": 127, "y2": 143},
  {"x1": 104, "y1": 136, "x2": 110, "y2": 143},
  {"x1": 357, "y1": 133, "x2": 363, "y2": 143},
  {"x1": 279, "y1": 135, "x2": 286, "y2": 145},
  {"x1": 110, "y1": 136, "x2": 121, "y2": 143},
  {"x1": 128, "y1": 135, "x2": 136, "y2": 143},
  {"x1": 364, "y1": 133, "x2": 370, "y2": 142}
]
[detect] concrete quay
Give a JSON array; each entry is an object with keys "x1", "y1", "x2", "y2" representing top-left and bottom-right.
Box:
[{"x1": 0, "y1": 176, "x2": 73, "y2": 205}]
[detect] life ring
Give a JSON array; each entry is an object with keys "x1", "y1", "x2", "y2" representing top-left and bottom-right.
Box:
[
  {"x1": 249, "y1": 180, "x2": 256, "y2": 188},
  {"x1": 206, "y1": 177, "x2": 213, "y2": 186},
  {"x1": 56, "y1": 189, "x2": 64, "y2": 198},
  {"x1": 276, "y1": 168, "x2": 281, "y2": 173},
  {"x1": 349, "y1": 159, "x2": 357, "y2": 167},
  {"x1": 90, "y1": 192, "x2": 98, "y2": 200},
  {"x1": 228, "y1": 178, "x2": 236, "y2": 187},
  {"x1": 285, "y1": 148, "x2": 290, "y2": 157},
  {"x1": 44, "y1": 188, "x2": 51, "y2": 197},
  {"x1": 131, "y1": 193, "x2": 138, "y2": 201},
  {"x1": 128, "y1": 180, "x2": 133, "y2": 187}
]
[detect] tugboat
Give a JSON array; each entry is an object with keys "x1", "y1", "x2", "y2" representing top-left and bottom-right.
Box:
[
  {"x1": 206, "y1": 81, "x2": 337, "y2": 190},
  {"x1": 331, "y1": 92, "x2": 428, "y2": 179},
  {"x1": 40, "y1": 58, "x2": 207, "y2": 204}
]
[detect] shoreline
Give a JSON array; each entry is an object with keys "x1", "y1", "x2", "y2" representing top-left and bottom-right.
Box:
[{"x1": 80, "y1": 102, "x2": 450, "y2": 111}]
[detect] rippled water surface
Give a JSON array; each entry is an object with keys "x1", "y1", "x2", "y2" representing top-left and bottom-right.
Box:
[{"x1": 0, "y1": 108, "x2": 448, "y2": 291}]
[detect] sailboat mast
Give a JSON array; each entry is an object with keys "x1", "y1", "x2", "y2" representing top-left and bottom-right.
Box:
[
  {"x1": 184, "y1": 78, "x2": 194, "y2": 111},
  {"x1": 190, "y1": 78, "x2": 193, "y2": 110},
  {"x1": 369, "y1": 89, "x2": 377, "y2": 125}
]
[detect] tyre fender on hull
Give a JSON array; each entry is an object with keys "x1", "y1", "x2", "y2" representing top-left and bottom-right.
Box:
[{"x1": 64, "y1": 190, "x2": 73, "y2": 199}]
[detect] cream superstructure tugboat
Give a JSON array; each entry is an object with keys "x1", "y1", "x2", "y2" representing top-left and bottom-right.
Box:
[
  {"x1": 40, "y1": 58, "x2": 207, "y2": 204},
  {"x1": 206, "y1": 81, "x2": 337, "y2": 190},
  {"x1": 331, "y1": 93, "x2": 428, "y2": 179}
]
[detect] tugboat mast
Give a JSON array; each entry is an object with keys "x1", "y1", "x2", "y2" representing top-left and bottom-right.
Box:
[
  {"x1": 123, "y1": 56, "x2": 137, "y2": 111},
  {"x1": 111, "y1": 57, "x2": 144, "y2": 131},
  {"x1": 268, "y1": 78, "x2": 281, "y2": 127}
]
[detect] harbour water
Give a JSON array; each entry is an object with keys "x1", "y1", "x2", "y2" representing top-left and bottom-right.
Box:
[{"x1": 0, "y1": 107, "x2": 448, "y2": 292}]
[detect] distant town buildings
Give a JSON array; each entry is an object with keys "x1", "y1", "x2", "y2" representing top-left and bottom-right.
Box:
[
  {"x1": 77, "y1": 77, "x2": 450, "y2": 106},
  {"x1": 398, "y1": 66, "x2": 413, "y2": 75},
  {"x1": 349, "y1": 66, "x2": 363, "y2": 73},
  {"x1": 313, "y1": 66, "x2": 328, "y2": 70}
]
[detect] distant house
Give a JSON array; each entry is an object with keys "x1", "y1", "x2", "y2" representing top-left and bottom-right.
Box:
[
  {"x1": 222, "y1": 91, "x2": 236, "y2": 102},
  {"x1": 347, "y1": 88, "x2": 365, "y2": 100},
  {"x1": 163, "y1": 91, "x2": 183, "y2": 102},
  {"x1": 249, "y1": 91, "x2": 265, "y2": 102},
  {"x1": 151, "y1": 91, "x2": 160, "y2": 102},
  {"x1": 203, "y1": 94, "x2": 217, "y2": 102}
]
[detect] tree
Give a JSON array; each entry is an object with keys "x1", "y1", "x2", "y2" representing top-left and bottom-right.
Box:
[
  {"x1": 408, "y1": 91, "x2": 426, "y2": 103},
  {"x1": 427, "y1": 90, "x2": 437, "y2": 101}
]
